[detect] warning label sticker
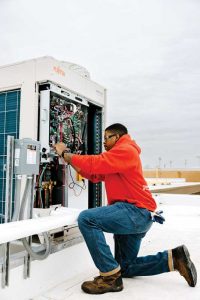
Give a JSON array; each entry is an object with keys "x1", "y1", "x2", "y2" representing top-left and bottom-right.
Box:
[{"x1": 27, "y1": 149, "x2": 36, "y2": 164}]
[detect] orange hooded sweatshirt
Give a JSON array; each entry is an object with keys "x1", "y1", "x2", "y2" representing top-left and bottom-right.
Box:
[{"x1": 71, "y1": 134, "x2": 157, "y2": 212}]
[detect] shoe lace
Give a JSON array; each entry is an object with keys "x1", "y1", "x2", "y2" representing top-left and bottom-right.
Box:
[{"x1": 93, "y1": 275, "x2": 103, "y2": 283}]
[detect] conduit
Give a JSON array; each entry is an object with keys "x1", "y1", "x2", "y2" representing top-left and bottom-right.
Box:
[{"x1": 19, "y1": 178, "x2": 50, "y2": 260}]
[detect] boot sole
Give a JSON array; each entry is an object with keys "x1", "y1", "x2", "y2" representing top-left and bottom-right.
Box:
[
  {"x1": 82, "y1": 285, "x2": 123, "y2": 294},
  {"x1": 181, "y1": 245, "x2": 197, "y2": 287}
]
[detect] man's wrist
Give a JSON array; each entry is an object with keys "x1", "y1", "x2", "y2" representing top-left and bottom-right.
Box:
[
  {"x1": 61, "y1": 149, "x2": 69, "y2": 158},
  {"x1": 62, "y1": 151, "x2": 73, "y2": 163}
]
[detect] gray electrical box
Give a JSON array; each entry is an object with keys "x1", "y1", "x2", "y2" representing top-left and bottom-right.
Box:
[{"x1": 14, "y1": 138, "x2": 40, "y2": 175}]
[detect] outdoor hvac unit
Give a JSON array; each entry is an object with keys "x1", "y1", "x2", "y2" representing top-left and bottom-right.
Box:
[{"x1": 0, "y1": 56, "x2": 106, "y2": 224}]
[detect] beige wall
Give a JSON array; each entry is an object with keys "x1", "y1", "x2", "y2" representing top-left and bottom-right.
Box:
[{"x1": 143, "y1": 169, "x2": 200, "y2": 182}]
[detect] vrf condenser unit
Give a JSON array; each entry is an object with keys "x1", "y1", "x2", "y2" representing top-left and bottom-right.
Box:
[{"x1": 0, "y1": 56, "x2": 106, "y2": 228}]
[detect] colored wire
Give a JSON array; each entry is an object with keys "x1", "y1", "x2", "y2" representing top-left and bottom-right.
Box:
[{"x1": 68, "y1": 165, "x2": 86, "y2": 197}]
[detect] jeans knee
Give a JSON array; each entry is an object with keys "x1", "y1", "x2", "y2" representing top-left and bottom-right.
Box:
[{"x1": 77, "y1": 210, "x2": 89, "y2": 228}]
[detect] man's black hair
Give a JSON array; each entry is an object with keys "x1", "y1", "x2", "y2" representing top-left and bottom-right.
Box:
[{"x1": 105, "y1": 123, "x2": 128, "y2": 137}]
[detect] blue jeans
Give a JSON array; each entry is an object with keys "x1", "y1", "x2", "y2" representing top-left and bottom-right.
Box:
[{"x1": 78, "y1": 202, "x2": 169, "y2": 276}]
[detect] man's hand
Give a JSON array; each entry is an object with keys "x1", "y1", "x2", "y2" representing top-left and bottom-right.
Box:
[
  {"x1": 54, "y1": 142, "x2": 67, "y2": 156},
  {"x1": 54, "y1": 143, "x2": 73, "y2": 164}
]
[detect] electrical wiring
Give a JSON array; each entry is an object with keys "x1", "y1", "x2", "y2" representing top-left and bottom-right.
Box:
[
  {"x1": 49, "y1": 96, "x2": 87, "y2": 154},
  {"x1": 67, "y1": 165, "x2": 86, "y2": 197},
  {"x1": 36, "y1": 94, "x2": 89, "y2": 209},
  {"x1": 38, "y1": 164, "x2": 48, "y2": 208}
]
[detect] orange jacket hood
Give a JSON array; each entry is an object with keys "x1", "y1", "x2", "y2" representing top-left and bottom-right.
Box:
[{"x1": 114, "y1": 134, "x2": 141, "y2": 154}]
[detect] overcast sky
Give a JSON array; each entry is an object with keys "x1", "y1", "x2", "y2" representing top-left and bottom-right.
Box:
[{"x1": 0, "y1": 0, "x2": 200, "y2": 168}]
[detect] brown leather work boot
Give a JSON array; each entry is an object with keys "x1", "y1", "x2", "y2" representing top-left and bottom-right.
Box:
[
  {"x1": 172, "y1": 245, "x2": 197, "y2": 287},
  {"x1": 81, "y1": 271, "x2": 123, "y2": 294}
]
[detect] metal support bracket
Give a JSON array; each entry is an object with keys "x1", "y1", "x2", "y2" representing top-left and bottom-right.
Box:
[
  {"x1": 1, "y1": 136, "x2": 14, "y2": 288},
  {"x1": 23, "y1": 175, "x2": 34, "y2": 279}
]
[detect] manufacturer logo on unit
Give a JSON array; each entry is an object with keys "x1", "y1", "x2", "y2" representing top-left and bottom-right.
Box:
[{"x1": 53, "y1": 66, "x2": 65, "y2": 77}]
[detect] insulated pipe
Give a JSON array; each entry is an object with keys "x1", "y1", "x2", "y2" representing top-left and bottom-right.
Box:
[
  {"x1": 0, "y1": 208, "x2": 81, "y2": 244},
  {"x1": 19, "y1": 178, "x2": 51, "y2": 260}
]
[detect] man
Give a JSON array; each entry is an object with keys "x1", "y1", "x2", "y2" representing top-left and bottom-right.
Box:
[{"x1": 54, "y1": 123, "x2": 197, "y2": 294}]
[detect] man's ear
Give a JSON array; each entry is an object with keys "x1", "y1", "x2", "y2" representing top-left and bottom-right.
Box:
[{"x1": 115, "y1": 134, "x2": 120, "y2": 141}]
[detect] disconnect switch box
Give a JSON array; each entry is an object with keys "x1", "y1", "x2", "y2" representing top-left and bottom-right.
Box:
[{"x1": 14, "y1": 138, "x2": 40, "y2": 175}]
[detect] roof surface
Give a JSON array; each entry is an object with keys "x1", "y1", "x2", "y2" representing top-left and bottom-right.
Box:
[{"x1": 33, "y1": 194, "x2": 200, "y2": 300}]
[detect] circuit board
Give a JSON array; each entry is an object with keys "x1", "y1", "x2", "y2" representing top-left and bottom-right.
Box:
[{"x1": 49, "y1": 94, "x2": 88, "y2": 154}]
